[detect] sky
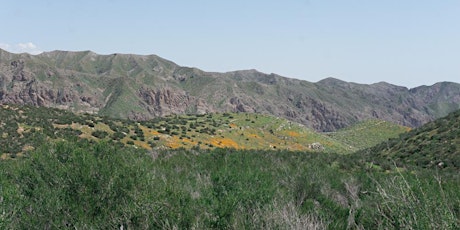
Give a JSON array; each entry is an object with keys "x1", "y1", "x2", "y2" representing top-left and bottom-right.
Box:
[{"x1": 1, "y1": 0, "x2": 459, "y2": 88}]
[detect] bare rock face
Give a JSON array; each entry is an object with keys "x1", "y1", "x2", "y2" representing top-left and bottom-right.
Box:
[
  {"x1": 10, "y1": 60, "x2": 33, "y2": 82},
  {"x1": 0, "y1": 57, "x2": 101, "y2": 113},
  {"x1": 229, "y1": 97, "x2": 256, "y2": 113},
  {"x1": 3, "y1": 81, "x2": 78, "y2": 109},
  {"x1": 1, "y1": 59, "x2": 55, "y2": 106},
  {"x1": 139, "y1": 87, "x2": 211, "y2": 117}
]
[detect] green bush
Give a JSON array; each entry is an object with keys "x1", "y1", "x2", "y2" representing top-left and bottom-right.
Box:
[
  {"x1": 1, "y1": 140, "x2": 458, "y2": 229},
  {"x1": 91, "y1": 130, "x2": 108, "y2": 139},
  {"x1": 2, "y1": 141, "x2": 155, "y2": 229},
  {"x1": 111, "y1": 131, "x2": 125, "y2": 140}
]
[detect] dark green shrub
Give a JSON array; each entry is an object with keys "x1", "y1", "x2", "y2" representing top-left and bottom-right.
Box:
[
  {"x1": 91, "y1": 130, "x2": 108, "y2": 139},
  {"x1": 111, "y1": 131, "x2": 125, "y2": 140}
]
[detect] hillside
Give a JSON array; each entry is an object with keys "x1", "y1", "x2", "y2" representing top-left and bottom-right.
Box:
[
  {"x1": 0, "y1": 104, "x2": 347, "y2": 158},
  {"x1": 0, "y1": 104, "x2": 412, "y2": 159},
  {"x1": 358, "y1": 109, "x2": 460, "y2": 171},
  {"x1": 325, "y1": 119, "x2": 410, "y2": 151},
  {"x1": 1, "y1": 49, "x2": 460, "y2": 131}
]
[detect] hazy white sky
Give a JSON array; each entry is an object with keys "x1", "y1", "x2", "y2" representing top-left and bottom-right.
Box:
[{"x1": 1, "y1": 0, "x2": 459, "y2": 87}]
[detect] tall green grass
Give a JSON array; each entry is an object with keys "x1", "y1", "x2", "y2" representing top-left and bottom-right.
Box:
[{"x1": 1, "y1": 141, "x2": 458, "y2": 229}]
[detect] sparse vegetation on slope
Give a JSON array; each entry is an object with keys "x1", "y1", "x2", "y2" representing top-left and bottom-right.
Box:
[
  {"x1": 357, "y1": 109, "x2": 460, "y2": 172},
  {"x1": 325, "y1": 119, "x2": 410, "y2": 151},
  {"x1": 3, "y1": 104, "x2": 387, "y2": 157}
]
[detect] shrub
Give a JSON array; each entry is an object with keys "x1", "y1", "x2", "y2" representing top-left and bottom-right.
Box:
[
  {"x1": 111, "y1": 131, "x2": 125, "y2": 140},
  {"x1": 3, "y1": 141, "x2": 156, "y2": 229},
  {"x1": 91, "y1": 130, "x2": 108, "y2": 139}
]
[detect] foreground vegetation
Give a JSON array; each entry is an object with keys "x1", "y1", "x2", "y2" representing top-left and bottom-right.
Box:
[{"x1": 1, "y1": 140, "x2": 458, "y2": 229}]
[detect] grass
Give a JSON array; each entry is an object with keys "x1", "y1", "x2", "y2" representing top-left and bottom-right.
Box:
[
  {"x1": 364, "y1": 172, "x2": 458, "y2": 229},
  {"x1": 325, "y1": 119, "x2": 410, "y2": 151},
  {"x1": 1, "y1": 141, "x2": 458, "y2": 229}
]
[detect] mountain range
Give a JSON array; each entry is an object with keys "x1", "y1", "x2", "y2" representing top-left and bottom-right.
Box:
[{"x1": 1, "y1": 48, "x2": 459, "y2": 131}]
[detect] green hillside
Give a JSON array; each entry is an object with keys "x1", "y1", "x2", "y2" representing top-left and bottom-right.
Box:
[
  {"x1": 325, "y1": 119, "x2": 411, "y2": 151},
  {"x1": 1, "y1": 104, "x2": 412, "y2": 159},
  {"x1": 0, "y1": 104, "x2": 354, "y2": 158},
  {"x1": 357, "y1": 109, "x2": 460, "y2": 171}
]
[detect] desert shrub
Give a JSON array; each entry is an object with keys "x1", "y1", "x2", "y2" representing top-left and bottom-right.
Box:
[
  {"x1": 171, "y1": 131, "x2": 179, "y2": 136},
  {"x1": 111, "y1": 131, "x2": 125, "y2": 140},
  {"x1": 134, "y1": 126, "x2": 144, "y2": 138},
  {"x1": 148, "y1": 141, "x2": 156, "y2": 148},
  {"x1": 91, "y1": 130, "x2": 108, "y2": 139},
  {"x1": 86, "y1": 121, "x2": 95, "y2": 127}
]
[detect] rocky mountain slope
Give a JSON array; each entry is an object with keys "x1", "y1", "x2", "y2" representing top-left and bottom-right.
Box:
[{"x1": 1, "y1": 48, "x2": 459, "y2": 131}]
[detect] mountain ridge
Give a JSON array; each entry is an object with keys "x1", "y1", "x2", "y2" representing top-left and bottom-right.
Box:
[{"x1": 1, "y1": 48, "x2": 459, "y2": 131}]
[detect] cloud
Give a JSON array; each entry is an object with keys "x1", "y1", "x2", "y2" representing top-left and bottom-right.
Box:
[
  {"x1": 0, "y1": 43, "x2": 11, "y2": 50},
  {"x1": 0, "y1": 42, "x2": 43, "y2": 55}
]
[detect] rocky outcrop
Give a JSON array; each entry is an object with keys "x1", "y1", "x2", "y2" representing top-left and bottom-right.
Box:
[
  {"x1": 139, "y1": 87, "x2": 211, "y2": 117},
  {"x1": 0, "y1": 57, "x2": 101, "y2": 112},
  {"x1": 308, "y1": 142, "x2": 325, "y2": 151},
  {"x1": 229, "y1": 97, "x2": 256, "y2": 113}
]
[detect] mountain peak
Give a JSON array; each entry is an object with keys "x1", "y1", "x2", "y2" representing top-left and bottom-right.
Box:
[{"x1": 317, "y1": 77, "x2": 348, "y2": 85}]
